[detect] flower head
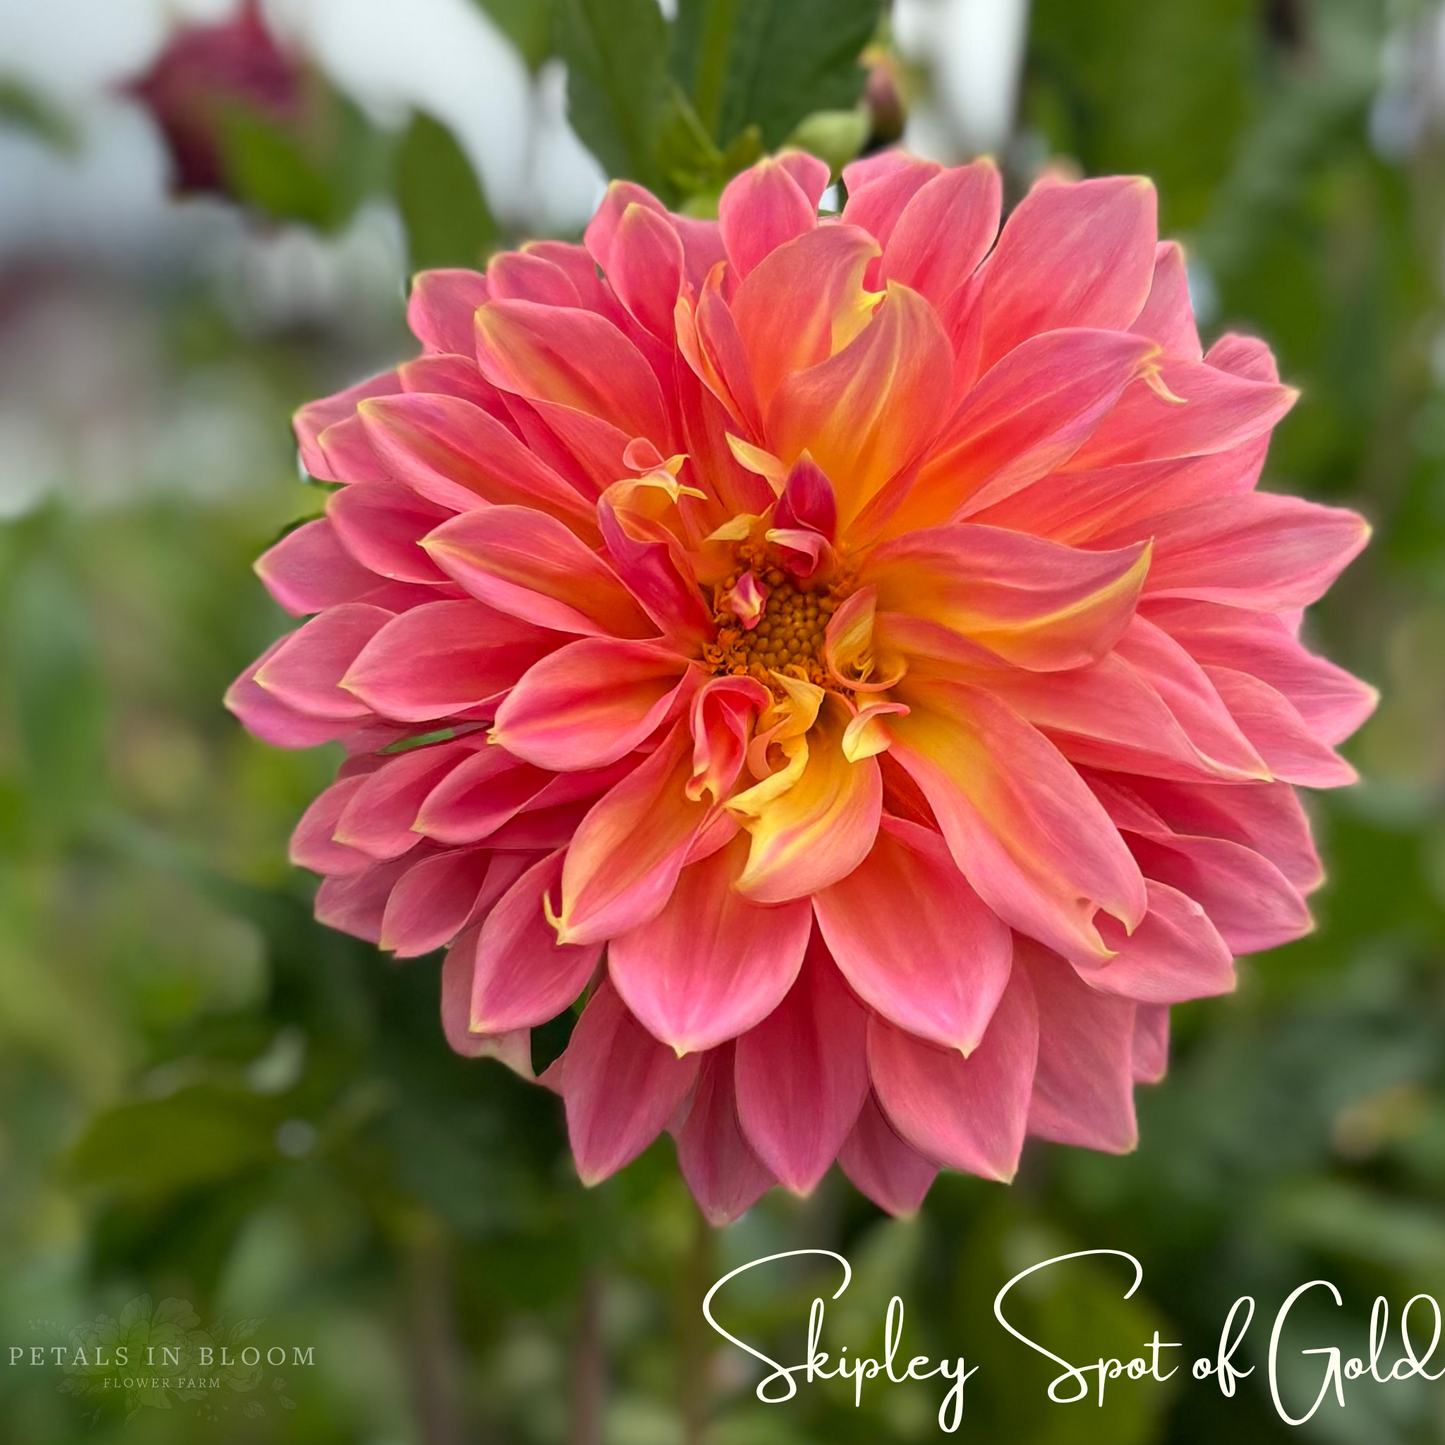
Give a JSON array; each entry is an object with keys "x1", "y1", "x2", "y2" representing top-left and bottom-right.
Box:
[{"x1": 229, "y1": 150, "x2": 1374, "y2": 1220}]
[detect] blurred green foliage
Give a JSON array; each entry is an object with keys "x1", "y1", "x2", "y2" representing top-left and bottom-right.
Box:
[{"x1": 0, "y1": 0, "x2": 1443, "y2": 1442}]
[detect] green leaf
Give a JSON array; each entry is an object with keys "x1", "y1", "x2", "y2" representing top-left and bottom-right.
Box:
[
  {"x1": 2, "y1": 551, "x2": 106, "y2": 828},
  {"x1": 394, "y1": 111, "x2": 499, "y2": 272},
  {"x1": 216, "y1": 86, "x2": 381, "y2": 231},
  {"x1": 671, "y1": 0, "x2": 883, "y2": 151},
  {"x1": 471, "y1": 0, "x2": 554, "y2": 69},
  {"x1": 553, "y1": 0, "x2": 676, "y2": 196},
  {"x1": 0, "y1": 75, "x2": 78, "y2": 152}
]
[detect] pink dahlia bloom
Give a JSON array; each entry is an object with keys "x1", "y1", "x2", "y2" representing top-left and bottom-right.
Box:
[{"x1": 229, "y1": 151, "x2": 1374, "y2": 1221}]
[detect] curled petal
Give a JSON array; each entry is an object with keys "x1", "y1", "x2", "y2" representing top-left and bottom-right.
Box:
[
  {"x1": 1082, "y1": 879, "x2": 1236, "y2": 1004},
  {"x1": 727, "y1": 694, "x2": 883, "y2": 903}
]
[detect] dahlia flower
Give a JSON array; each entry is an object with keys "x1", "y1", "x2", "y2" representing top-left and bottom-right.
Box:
[{"x1": 229, "y1": 150, "x2": 1374, "y2": 1221}]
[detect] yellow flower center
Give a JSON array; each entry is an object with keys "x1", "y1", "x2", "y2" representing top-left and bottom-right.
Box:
[{"x1": 704, "y1": 568, "x2": 841, "y2": 690}]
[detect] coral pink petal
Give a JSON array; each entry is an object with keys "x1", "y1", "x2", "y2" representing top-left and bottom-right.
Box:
[
  {"x1": 334, "y1": 741, "x2": 477, "y2": 858},
  {"x1": 1132, "y1": 1005, "x2": 1170, "y2": 1085},
  {"x1": 225, "y1": 642, "x2": 361, "y2": 748},
  {"x1": 381, "y1": 847, "x2": 492, "y2": 956},
  {"x1": 342, "y1": 599, "x2": 554, "y2": 723},
  {"x1": 899, "y1": 330, "x2": 1161, "y2": 531},
  {"x1": 976, "y1": 175, "x2": 1158, "y2": 369},
  {"x1": 564, "y1": 979, "x2": 700, "y2": 1186},
  {"x1": 1119, "y1": 774, "x2": 1323, "y2": 895},
  {"x1": 838, "y1": 1092, "x2": 939, "y2": 1217},
  {"x1": 882, "y1": 161, "x2": 1002, "y2": 305},
  {"x1": 358, "y1": 392, "x2": 595, "y2": 527},
  {"x1": 295, "y1": 370, "x2": 400, "y2": 481},
  {"x1": 867, "y1": 965, "x2": 1039, "y2": 1182},
  {"x1": 559, "y1": 723, "x2": 711, "y2": 945},
  {"x1": 470, "y1": 849, "x2": 602, "y2": 1032},
  {"x1": 864, "y1": 523, "x2": 1150, "y2": 671},
  {"x1": 326, "y1": 479, "x2": 453, "y2": 585},
  {"x1": 719, "y1": 156, "x2": 818, "y2": 278},
  {"x1": 290, "y1": 775, "x2": 372, "y2": 875},
  {"x1": 440, "y1": 933, "x2": 534, "y2": 1073},
  {"x1": 675, "y1": 1044, "x2": 776, "y2": 1225},
  {"x1": 1147, "y1": 598, "x2": 1377, "y2": 746},
  {"x1": 254, "y1": 603, "x2": 394, "y2": 719},
  {"x1": 256, "y1": 518, "x2": 387, "y2": 617},
  {"x1": 731, "y1": 699, "x2": 883, "y2": 904},
  {"x1": 408, "y1": 269, "x2": 491, "y2": 355},
  {"x1": 1125, "y1": 829, "x2": 1311, "y2": 954},
  {"x1": 494, "y1": 639, "x2": 694, "y2": 770},
  {"x1": 841, "y1": 154, "x2": 942, "y2": 252},
  {"x1": 595, "y1": 200, "x2": 685, "y2": 339},
  {"x1": 730, "y1": 225, "x2": 879, "y2": 408},
  {"x1": 734, "y1": 939, "x2": 870, "y2": 1195},
  {"x1": 413, "y1": 747, "x2": 549, "y2": 844},
  {"x1": 609, "y1": 831, "x2": 812, "y2": 1055},
  {"x1": 1071, "y1": 359, "x2": 1296, "y2": 469},
  {"x1": 1130, "y1": 242, "x2": 1202, "y2": 361},
  {"x1": 314, "y1": 855, "x2": 412, "y2": 943},
  {"x1": 769, "y1": 283, "x2": 952, "y2": 529},
  {"x1": 1082, "y1": 879, "x2": 1235, "y2": 1002},
  {"x1": 475, "y1": 298, "x2": 671, "y2": 447},
  {"x1": 1023, "y1": 944, "x2": 1139, "y2": 1153},
  {"x1": 423, "y1": 505, "x2": 652, "y2": 637},
  {"x1": 887, "y1": 679, "x2": 1146, "y2": 959},
  {"x1": 1204, "y1": 665, "x2": 1357, "y2": 788},
  {"x1": 815, "y1": 816, "x2": 1013, "y2": 1051}
]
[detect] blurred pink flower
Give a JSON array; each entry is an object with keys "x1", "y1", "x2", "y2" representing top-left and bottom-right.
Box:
[
  {"x1": 229, "y1": 151, "x2": 1374, "y2": 1220},
  {"x1": 129, "y1": 0, "x2": 310, "y2": 196}
]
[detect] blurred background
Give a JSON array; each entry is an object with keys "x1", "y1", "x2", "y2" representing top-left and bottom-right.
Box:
[{"x1": 0, "y1": 0, "x2": 1443, "y2": 1440}]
